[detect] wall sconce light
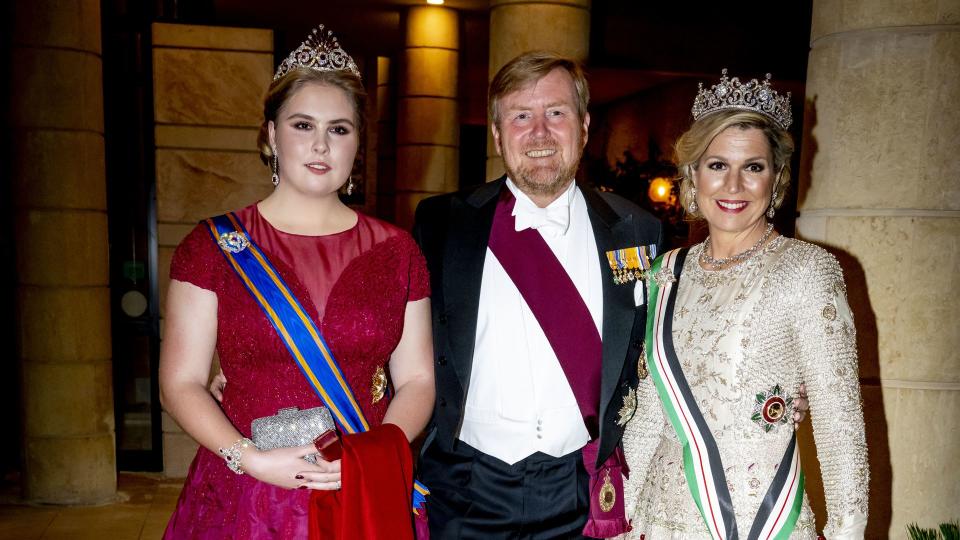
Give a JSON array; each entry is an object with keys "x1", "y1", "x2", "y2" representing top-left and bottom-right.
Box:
[
  {"x1": 427, "y1": 0, "x2": 445, "y2": 5},
  {"x1": 648, "y1": 177, "x2": 674, "y2": 204}
]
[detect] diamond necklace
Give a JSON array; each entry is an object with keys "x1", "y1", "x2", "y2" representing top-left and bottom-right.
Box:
[{"x1": 700, "y1": 223, "x2": 775, "y2": 270}]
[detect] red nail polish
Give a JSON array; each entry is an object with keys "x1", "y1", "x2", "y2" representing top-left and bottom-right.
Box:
[{"x1": 298, "y1": 485, "x2": 307, "y2": 489}]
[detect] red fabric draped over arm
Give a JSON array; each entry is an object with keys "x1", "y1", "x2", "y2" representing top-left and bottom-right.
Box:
[{"x1": 308, "y1": 423, "x2": 415, "y2": 540}]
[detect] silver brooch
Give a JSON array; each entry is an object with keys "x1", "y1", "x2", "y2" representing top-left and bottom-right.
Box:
[
  {"x1": 652, "y1": 266, "x2": 677, "y2": 287},
  {"x1": 218, "y1": 231, "x2": 249, "y2": 253}
]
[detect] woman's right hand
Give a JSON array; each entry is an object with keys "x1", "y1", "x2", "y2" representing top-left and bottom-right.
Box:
[{"x1": 241, "y1": 443, "x2": 329, "y2": 490}]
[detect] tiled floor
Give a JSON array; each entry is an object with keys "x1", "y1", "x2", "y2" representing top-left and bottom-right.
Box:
[{"x1": 0, "y1": 474, "x2": 182, "y2": 540}]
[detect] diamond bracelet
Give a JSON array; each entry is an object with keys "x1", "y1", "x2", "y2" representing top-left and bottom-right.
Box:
[{"x1": 219, "y1": 437, "x2": 254, "y2": 475}]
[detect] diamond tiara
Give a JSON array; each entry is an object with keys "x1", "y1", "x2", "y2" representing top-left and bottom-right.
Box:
[
  {"x1": 691, "y1": 69, "x2": 792, "y2": 130},
  {"x1": 273, "y1": 25, "x2": 361, "y2": 81}
]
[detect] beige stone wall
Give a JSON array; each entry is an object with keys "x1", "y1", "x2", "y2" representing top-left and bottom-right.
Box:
[
  {"x1": 151, "y1": 22, "x2": 274, "y2": 477},
  {"x1": 797, "y1": 0, "x2": 960, "y2": 535}
]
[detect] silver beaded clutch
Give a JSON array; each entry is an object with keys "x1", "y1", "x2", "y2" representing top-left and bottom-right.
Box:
[{"x1": 250, "y1": 406, "x2": 335, "y2": 464}]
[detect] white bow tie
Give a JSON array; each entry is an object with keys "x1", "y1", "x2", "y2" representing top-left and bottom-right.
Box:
[{"x1": 513, "y1": 202, "x2": 571, "y2": 237}]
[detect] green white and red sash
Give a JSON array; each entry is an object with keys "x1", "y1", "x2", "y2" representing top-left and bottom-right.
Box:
[{"x1": 644, "y1": 248, "x2": 804, "y2": 540}]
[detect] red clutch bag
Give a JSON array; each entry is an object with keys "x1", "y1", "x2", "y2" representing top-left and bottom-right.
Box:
[{"x1": 313, "y1": 429, "x2": 342, "y2": 461}]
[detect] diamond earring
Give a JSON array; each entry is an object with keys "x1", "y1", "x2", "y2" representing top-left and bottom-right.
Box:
[
  {"x1": 688, "y1": 187, "x2": 698, "y2": 214},
  {"x1": 271, "y1": 153, "x2": 279, "y2": 187}
]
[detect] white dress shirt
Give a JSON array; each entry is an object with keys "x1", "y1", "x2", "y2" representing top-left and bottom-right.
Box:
[{"x1": 458, "y1": 179, "x2": 603, "y2": 465}]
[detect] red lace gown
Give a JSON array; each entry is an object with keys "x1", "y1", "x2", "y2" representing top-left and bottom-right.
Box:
[{"x1": 163, "y1": 204, "x2": 430, "y2": 539}]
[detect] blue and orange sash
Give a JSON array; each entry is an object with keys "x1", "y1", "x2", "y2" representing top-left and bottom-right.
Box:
[
  {"x1": 205, "y1": 212, "x2": 429, "y2": 514},
  {"x1": 645, "y1": 248, "x2": 803, "y2": 540}
]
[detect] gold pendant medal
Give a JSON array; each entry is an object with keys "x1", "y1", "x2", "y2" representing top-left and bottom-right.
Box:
[{"x1": 598, "y1": 469, "x2": 616, "y2": 512}]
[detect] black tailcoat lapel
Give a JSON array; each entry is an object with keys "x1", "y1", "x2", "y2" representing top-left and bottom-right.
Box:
[{"x1": 441, "y1": 178, "x2": 503, "y2": 395}]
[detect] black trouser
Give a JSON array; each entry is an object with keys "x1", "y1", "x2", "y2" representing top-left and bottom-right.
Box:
[{"x1": 420, "y1": 440, "x2": 590, "y2": 539}]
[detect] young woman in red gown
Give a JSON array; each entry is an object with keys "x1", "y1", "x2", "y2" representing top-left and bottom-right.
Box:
[{"x1": 160, "y1": 27, "x2": 434, "y2": 539}]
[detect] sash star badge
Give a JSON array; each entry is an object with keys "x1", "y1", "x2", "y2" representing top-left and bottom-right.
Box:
[
  {"x1": 606, "y1": 244, "x2": 657, "y2": 285},
  {"x1": 751, "y1": 383, "x2": 793, "y2": 432},
  {"x1": 617, "y1": 387, "x2": 638, "y2": 426}
]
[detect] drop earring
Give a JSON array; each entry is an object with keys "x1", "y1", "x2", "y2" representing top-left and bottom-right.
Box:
[
  {"x1": 688, "y1": 187, "x2": 698, "y2": 214},
  {"x1": 345, "y1": 176, "x2": 355, "y2": 196},
  {"x1": 271, "y1": 153, "x2": 280, "y2": 187}
]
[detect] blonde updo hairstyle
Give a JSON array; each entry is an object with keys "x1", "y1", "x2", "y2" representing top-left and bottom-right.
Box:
[
  {"x1": 257, "y1": 67, "x2": 367, "y2": 166},
  {"x1": 675, "y1": 109, "x2": 794, "y2": 220}
]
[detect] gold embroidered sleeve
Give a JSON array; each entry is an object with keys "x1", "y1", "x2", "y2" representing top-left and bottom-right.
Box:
[{"x1": 797, "y1": 249, "x2": 869, "y2": 538}]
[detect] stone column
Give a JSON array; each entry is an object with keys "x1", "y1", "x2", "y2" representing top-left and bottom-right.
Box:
[
  {"x1": 10, "y1": 0, "x2": 116, "y2": 503},
  {"x1": 796, "y1": 2, "x2": 959, "y2": 536},
  {"x1": 486, "y1": 0, "x2": 591, "y2": 179},
  {"x1": 395, "y1": 6, "x2": 460, "y2": 229}
]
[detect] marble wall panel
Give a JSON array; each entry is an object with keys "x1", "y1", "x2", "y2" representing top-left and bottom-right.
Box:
[
  {"x1": 158, "y1": 246, "x2": 174, "y2": 311},
  {"x1": 155, "y1": 125, "x2": 260, "y2": 152},
  {"x1": 401, "y1": 48, "x2": 459, "y2": 98},
  {"x1": 24, "y1": 434, "x2": 117, "y2": 504},
  {"x1": 15, "y1": 210, "x2": 109, "y2": 287},
  {"x1": 396, "y1": 146, "x2": 459, "y2": 193},
  {"x1": 158, "y1": 223, "x2": 196, "y2": 248},
  {"x1": 152, "y1": 22, "x2": 272, "y2": 51},
  {"x1": 18, "y1": 287, "x2": 112, "y2": 363},
  {"x1": 883, "y1": 386, "x2": 960, "y2": 535},
  {"x1": 797, "y1": 215, "x2": 959, "y2": 382},
  {"x1": 162, "y1": 432, "x2": 199, "y2": 479},
  {"x1": 801, "y1": 31, "x2": 960, "y2": 211},
  {"x1": 153, "y1": 48, "x2": 271, "y2": 127},
  {"x1": 22, "y1": 360, "x2": 114, "y2": 437},
  {"x1": 11, "y1": 48, "x2": 104, "y2": 132},
  {"x1": 155, "y1": 149, "x2": 273, "y2": 223},
  {"x1": 396, "y1": 97, "x2": 459, "y2": 145},
  {"x1": 14, "y1": 131, "x2": 107, "y2": 210},
  {"x1": 811, "y1": 0, "x2": 960, "y2": 42}
]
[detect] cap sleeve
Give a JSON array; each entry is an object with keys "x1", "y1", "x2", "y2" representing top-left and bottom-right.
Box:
[
  {"x1": 399, "y1": 232, "x2": 430, "y2": 302},
  {"x1": 170, "y1": 222, "x2": 225, "y2": 293}
]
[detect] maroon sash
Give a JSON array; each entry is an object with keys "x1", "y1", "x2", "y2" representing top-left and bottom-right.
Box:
[{"x1": 487, "y1": 189, "x2": 630, "y2": 538}]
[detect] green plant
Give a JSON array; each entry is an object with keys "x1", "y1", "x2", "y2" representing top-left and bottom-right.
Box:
[{"x1": 907, "y1": 521, "x2": 960, "y2": 540}]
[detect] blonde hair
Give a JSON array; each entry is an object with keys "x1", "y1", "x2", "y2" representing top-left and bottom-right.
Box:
[
  {"x1": 256, "y1": 67, "x2": 367, "y2": 165},
  {"x1": 675, "y1": 110, "x2": 795, "y2": 219},
  {"x1": 488, "y1": 50, "x2": 589, "y2": 127}
]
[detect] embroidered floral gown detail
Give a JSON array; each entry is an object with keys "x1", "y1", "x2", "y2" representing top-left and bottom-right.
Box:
[
  {"x1": 163, "y1": 205, "x2": 430, "y2": 539},
  {"x1": 622, "y1": 238, "x2": 868, "y2": 539}
]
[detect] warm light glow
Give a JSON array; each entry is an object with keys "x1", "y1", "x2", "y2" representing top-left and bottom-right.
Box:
[
  {"x1": 427, "y1": 0, "x2": 444, "y2": 4},
  {"x1": 648, "y1": 177, "x2": 673, "y2": 204}
]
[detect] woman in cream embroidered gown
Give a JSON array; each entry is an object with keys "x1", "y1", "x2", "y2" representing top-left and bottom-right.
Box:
[{"x1": 621, "y1": 72, "x2": 868, "y2": 539}]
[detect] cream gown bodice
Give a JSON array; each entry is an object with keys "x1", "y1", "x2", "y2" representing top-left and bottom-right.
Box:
[{"x1": 622, "y1": 237, "x2": 868, "y2": 539}]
